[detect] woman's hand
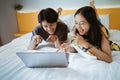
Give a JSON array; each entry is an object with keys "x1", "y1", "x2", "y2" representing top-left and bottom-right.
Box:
[
  {"x1": 73, "y1": 34, "x2": 89, "y2": 48},
  {"x1": 57, "y1": 43, "x2": 70, "y2": 53},
  {"x1": 46, "y1": 35, "x2": 58, "y2": 43},
  {"x1": 57, "y1": 43, "x2": 77, "y2": 53}
]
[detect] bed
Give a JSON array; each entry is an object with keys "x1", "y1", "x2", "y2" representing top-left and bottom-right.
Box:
[{"x1": 0, "y1": 13, "x2": 120, "y2": 80}]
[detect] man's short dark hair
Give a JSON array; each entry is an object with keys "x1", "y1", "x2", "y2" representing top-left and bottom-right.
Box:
[{"x1": 38, "y1": 8, "x2": 58, "y2": 23}]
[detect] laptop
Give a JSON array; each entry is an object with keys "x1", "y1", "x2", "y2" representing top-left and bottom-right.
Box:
[{"x1": 16, "y1": 51, "x2": 68, "y2": 68}]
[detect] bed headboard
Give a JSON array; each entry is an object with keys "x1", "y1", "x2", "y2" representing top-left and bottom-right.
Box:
[{"x1": 15, "y1": 8, "x2": 120, "y2": 37}]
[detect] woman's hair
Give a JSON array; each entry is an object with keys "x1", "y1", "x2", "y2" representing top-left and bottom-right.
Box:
[
  {"x1": 74, "y1": 6, "x2": 107, "y2": 48},
  {"x1": 38, "y1": 8, "x2": 58, "y2": 23}
]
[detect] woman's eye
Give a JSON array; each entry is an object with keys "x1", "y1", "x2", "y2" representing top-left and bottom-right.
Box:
[
  {"x1": 80, "y1": 23, "x2": 84, "y2": 25},
  {"x1": 75, "y1": 23, "x2": 78, "y2": 25}
]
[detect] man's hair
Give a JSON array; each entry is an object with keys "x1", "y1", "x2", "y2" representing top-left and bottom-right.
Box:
[{"x1": 38, "y1": 8, "x2": 58, "y2": 23}]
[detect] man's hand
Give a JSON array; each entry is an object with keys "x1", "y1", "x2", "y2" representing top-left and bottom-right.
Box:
[
  {"x1": 46, "y1": 35, "x2": 58, "y2": 43},
  {"x1": 27, "y1": 35, "x2": 42, "y2": 50},
  {"x1": 31, "y1": 35, "x2": 42, "y2": 45}
]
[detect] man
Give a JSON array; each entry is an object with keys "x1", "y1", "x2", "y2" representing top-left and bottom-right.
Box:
[{"x1": 27, "y1": 8, "x2": 69, "y2": 50}]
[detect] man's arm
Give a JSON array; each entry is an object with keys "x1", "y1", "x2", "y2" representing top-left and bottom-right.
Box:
[{"x1": 27, "y1": 35, "x2": 42, "y2": 50}]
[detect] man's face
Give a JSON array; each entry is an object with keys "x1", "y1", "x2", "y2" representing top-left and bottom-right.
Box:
[{"x1": 42, "y1": 20, "x2": 57, "y2": 35}]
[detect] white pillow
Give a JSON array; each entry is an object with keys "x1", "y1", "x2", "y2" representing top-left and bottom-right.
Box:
[
  {"x1": 60, "y1": 14, "x2": 74, "y2": 31},
  {"x1": 109, "y1": 30, "x2": 120, "y2": 41},
  {"x1": 71, "y1": 44, "x2": 97, "y2": 60},
  {"x1": 99, "y1": 14, "x2": 109, "y2": 30}
]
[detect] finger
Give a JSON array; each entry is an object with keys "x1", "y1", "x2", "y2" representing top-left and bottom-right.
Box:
[
  {"x1": 36, "y1": 39, "x2": 41, "y2": 44},
  {"x1": 36, "y1": 35, "x2": 41, "y2": 38},
  {"x1": 33, "y1": 38, "x2": 38, "y2": 45},
  {"x1": 46, "y1": 35, "x2": 52, "y2": 42},
  {"x1": 73, "y1": 33, "x2": 77, "y2": 37},
  {"x1": 36, "y1": 36, "x2": 42, "y2": 43},
  {"x1": 56, "y1": 46, "x2": 63, "y2": 52},
  {"x1": 73, "y1": 35, "x2": 77, "y2": 40},
  {"x1": 56, "y1": 48, "x2": 61, "y2": 53},
  {"x1": 76, "y1": 33, "x2": 79, "y2": 36},
  {"x1": 46, "y1": 36, "x2": 50, "y2": 42},
  {"x1": 57, "y1": 47, "x2": 66, "y2": 53},
  {"x1": 76, "y1": 34, "x2": 83, "y2": 40},
  {"x1": 56, "y1": 43, "x2": 66, "y2": 52}
]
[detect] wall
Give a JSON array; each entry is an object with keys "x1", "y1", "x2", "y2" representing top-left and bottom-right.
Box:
[
  {"x1": 15, "y1": 0, "x2": 120, "y2": 12},
  {"x1": 16, "y1": 12, "x2": 39, "y2": 32},
  {"x1": 0, "y1": 0, "x2": 18, "y2": 45},
  {"x1": 97, "y1": 8, "x2": 120, "y2": 30}
]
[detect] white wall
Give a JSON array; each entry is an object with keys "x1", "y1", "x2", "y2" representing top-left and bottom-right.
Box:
[
  {"x1": 0, "y1": 0, "x2": 18, "y2": 45},
  {"x1": 15, "y1": 0, "x2": 120, "y2": 12}
]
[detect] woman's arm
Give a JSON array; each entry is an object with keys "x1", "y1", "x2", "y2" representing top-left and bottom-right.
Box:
[
  {"x1": 74, "y1": 33, "x2": 112, "y2": 63},
  {"x1": 88, "y1": 35, "x2": 112, "y2": 63}
]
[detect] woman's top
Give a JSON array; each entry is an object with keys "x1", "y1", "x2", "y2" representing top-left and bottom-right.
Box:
[{"x1": 101, "y1": 26, "x2": 120, "y2": 51}]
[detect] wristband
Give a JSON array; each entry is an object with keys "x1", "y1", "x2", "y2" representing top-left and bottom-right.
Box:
[{"x1": 81, "y1": 44, "x2": 93, "y2": 52}]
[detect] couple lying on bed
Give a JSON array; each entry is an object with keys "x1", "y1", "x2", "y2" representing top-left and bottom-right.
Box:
[{"x1": 27, "y1": 1, "x2": 120, "y2": 63}]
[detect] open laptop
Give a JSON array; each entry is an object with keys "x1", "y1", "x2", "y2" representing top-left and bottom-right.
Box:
[{"x1": 16, "y1": 51, "x2": 68, "y2": 68}]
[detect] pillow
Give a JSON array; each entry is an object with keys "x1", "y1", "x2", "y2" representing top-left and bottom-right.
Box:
[
  {"x1": 60, "y1": 14, "x2": 74, "y2": 31},
  {"x1": 71, "y1": 44, "x2": 97, "y2": 60},
  {"x1": 109, "y1": 30, "x2": 120, "y2": 41},
  {"x1": 99, "y1": 14, "x2": 109, "y2": 30}
]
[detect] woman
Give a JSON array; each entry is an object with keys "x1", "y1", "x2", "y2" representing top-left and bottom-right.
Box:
[
  {"x1": 27, "y1": 8, "x2": 69, "y2": 50},
  {"x1": 58, "y1": 6, "x2": 112, "y2": 63}
]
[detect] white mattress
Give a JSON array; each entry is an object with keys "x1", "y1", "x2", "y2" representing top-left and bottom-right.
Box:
[{"x1": 0, "y1": 32, "x2": 120, "y2": 80}]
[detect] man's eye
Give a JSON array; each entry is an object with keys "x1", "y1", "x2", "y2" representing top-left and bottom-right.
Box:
[
  {"x1": 44, "y1": 25, "x2": 47, "y2": 27},
  {"x1": 50, "y1": 24, "x2": 53, "y2": 26}
]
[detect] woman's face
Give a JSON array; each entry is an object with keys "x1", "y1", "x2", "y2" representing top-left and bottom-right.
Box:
[
  {"x1": 42, "y1": 20, "x2": 57, "y2": 35},
  {"x1": 74, "y1": 13, "x2": 90, "y2": 35}
]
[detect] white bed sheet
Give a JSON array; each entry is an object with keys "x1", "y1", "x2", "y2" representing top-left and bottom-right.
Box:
[{"x1": 0, "y1": 32, "x2": 120, "y2": 80}]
